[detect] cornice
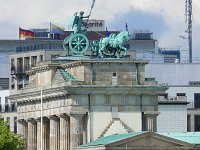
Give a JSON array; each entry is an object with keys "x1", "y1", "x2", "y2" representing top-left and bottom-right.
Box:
[
  {"x1": 61, "y1": 59, "x2": 148, "y2": 69},
  {"x1": 8, "y1": 87, "x2": 68, "y2": 103},
  {"x1": 26, "y1": 64, "x2": 61, "y2": 75}
]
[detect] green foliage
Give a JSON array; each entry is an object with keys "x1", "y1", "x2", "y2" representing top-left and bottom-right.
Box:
[{"x1": 0, "y1": 118, "x2": 24, "y2": 150}]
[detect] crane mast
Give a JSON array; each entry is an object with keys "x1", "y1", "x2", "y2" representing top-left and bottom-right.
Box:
[{"x1": 185, "y1": 0, "x2": 192, "y2": 63}]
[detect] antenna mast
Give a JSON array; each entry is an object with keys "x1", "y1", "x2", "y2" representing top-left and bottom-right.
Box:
[{"x1": 185, "y1": 0, "x2": 192, "y2": 63}]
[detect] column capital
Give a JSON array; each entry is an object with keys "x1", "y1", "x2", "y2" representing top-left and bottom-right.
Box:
[
  {"x1": 69, "y1": 113, "x2": 85, "y2": 117},
  {"x1": 144, "y1": 111, "x2": 160, "y2": 117},
  {"x1": 35, "y1": 117, "x2": 41, "y2": 122},
  {"x1": 36, "y1": 117, "x2": 49, "y2": 122},
  {"x1": 59, "y1": 113, "x2": 69, "y2": 119},
  {"x1": 49, "y1": 115, "x2": 59, "y2": 120},
  {"x1": 27, "y1": 118, "x2": 36, "y2": 123},
  {"x1": 17, "y1": 119, "x2": 27, "y2": 124}
]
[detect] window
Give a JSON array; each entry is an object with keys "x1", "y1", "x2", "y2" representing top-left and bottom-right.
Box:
[
  {"x1": 31, "y1": 56, "x2": 37, "y2": 67},
  {"x1": 51, "y1": 54, "x2": 60, "y2": 59},
  {"x1": 5, "y1": 97, "x2": 8, "y2": 104},
  {"x1": 105, "y1": 95, "x2": 110, "y2": 105},
  {"x1": 11, "y1": 77, "x2": 15, "y2": 83},
  {"x1": 112, "y1": 72, "x2": 117, "y2": 85},
  {"x1": 177, "y1": 93, "x2": 186, "y2": 96},
  {"x1": 24, "y1": 57, "x2": 30, "y2": 71},
  {"x1": 17, "y1": 58, "x2": 23, "y2": 73},
  {"x1": 25, "y1": 75, "x2": 29, "y2": 81},
  {"x1": 11, "y1": 59, "x2": 15, "y2": 73},
  {"x1": 113, "y1": 72, "x2": 116, "y2": 76},
  {"x1": 40, "y1": 55, "x2": 43, "y2": 62},
  {"x1": 189, "y1": 81, "x2": 200, "y2": 86},
  {"x1": 194, "y1": 93, "x2": 200, "y2": 108},
  {"x1": 159, "y1": 93, "x2": 168, "y2": 99},
  {"x1": 120, "y1": 95, "x2": 126, "y2": 105},
  {"x1": 18, "y1": 85, "x2": 23, "y2": 90},
  {"x1": 11, "y1": 84, "x2": 15, "y2": 89}
]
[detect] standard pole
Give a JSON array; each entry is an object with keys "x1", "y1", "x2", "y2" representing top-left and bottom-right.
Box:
[
  {"x1": 41, "y1": 89, "x2": 43, "y2": 150},
  {"x1": 49, "y1": 22, "x2": 52, "y2": 49},
  {"x1": 19, "y1": 27, "x2": 22, "y2": 51}
]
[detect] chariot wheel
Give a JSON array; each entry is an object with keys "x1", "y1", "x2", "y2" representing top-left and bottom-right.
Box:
[{"x1": 68, "y1": 34, "x2": 89, "y2": 54}]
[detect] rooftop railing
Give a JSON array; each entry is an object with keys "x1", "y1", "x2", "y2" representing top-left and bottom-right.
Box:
[{"x1": 158, "y1": 96, "x2": 187, "y2": 102}]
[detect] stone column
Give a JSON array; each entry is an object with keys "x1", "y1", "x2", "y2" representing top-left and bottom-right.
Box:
[
  {"x1": 191, "y1": 114, "x2": 195, "y2": 132},
  {"x1": 36, "y1": 118, "x2": 41, "y2": 150},
  {"x1": 143, "y1": 111, "x2": 160, "y2": 132},
  {"x1": 82, "y1": 114, "x2": 88, "y2": 144},
  {"x1": 70, "y1": 114, "x2": 83, "y2": 149},
  {"x1": 36, "y1": 117, "x2": 50, "y2": 150},
  {"x1": 17, "y1": 119, "x2": 25, "y2": 136},
  {"x1": 49, "y1": 115, "x2": 60, "y2": 150},
  {"x1": 27, "y1": 118, "x2": 37, "y2": 150},
  {"x1": 18, "y1": 119, "x2": 28, "y2": 150},
  {"x1": 43, "y1": 117, "x2": 50, "y2": 150},
  {"x1": 60, "y1": 114, "x2": 70, "y2": 150}
]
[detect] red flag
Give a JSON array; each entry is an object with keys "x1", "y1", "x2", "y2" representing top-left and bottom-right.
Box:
[{"x1": 19, "y1": 27, "x2": 34, "y2": 39}]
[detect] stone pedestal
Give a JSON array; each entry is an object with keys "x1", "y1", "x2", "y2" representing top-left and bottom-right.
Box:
[
  {"x1": 70, "y1": 114, "x2": 83, "y2": 149},
  {"x1": 27, "y1": 118, "x2": 37, "y2": 150},
  {"x1": 60, "y1": 114, "x2": 70, "y2": 150},
  {"x1": 49, "y1": 115, "x2": 60, "y2": 150}
]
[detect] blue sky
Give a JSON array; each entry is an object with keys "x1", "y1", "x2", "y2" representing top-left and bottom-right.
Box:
[
  {"x1": 107, "y1": 9, "x2": 169, "y2": 39},
  {"x1": 0, "y1": 0, "x2": 199, "y2": 58}
]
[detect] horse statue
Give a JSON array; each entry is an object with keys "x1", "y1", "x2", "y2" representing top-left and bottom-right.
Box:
[{"x1": 99, "y1": 31, "x2": 129, "y2": 58}]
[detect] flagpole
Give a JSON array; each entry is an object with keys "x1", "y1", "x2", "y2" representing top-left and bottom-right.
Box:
[
  {"x1": 49, "y1": 22, "x2": 52, "y2": 49},
  {"x1": 86, "y1": 0, "x2": 96, "y2": 27},
  {"x1": 126, "y1": 22, "x2": 128, "y2": 31},
  {"x1": 19, "y1": 27, "x2": 22, "y2": 51},
  {"x1": 41, "y1": 89, "x2": 43, "y2": 150}
]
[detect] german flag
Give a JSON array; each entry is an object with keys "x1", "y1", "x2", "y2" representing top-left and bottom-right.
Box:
[{"x1": 19, "y1": 27, "x2": 34, "y2": 39}]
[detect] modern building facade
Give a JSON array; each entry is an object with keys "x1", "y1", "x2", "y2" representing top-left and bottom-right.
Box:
[
  {"x1": 0, "y1": 89, "x2": 17, "y2": 133},
  {"x1": 145, "y1": 63, "x2": 200, "y2": 132},
  {"x1": 157, "y1": 95, "x2": 188, "y2": 132},
  {"x1": 0, "y1": 53, "x2": 9, "y2": 90},
  {"x1": 9, "y1": 50, "x2": 66, "y2": 95},
  {"x1": 129, "y1": 30, "x2": 180, "y2": 63}
]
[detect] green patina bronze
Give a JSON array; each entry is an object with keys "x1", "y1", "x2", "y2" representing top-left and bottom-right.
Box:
[
  {"x1": 63, "y1": 11, "x2": 90, "y2": 54},
  {"x1": 63, "y1": 0, "x2": 130, "y2": 58},
  {"x1": 98, "y1": 31, "x2": 129, "y2": 58}
]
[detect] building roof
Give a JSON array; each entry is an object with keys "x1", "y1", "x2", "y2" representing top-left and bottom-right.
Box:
[
  {"x1": 158, "y1": 101, "x2": 189, "y2": 105},
  {"x1": 79, "y1": 132, "x2": 200, "y2": 148},
  {"x1": 159, "y1": 132, "x2": 200, "y2": 145},
  {"x1": 80, "y1": 132, "x2": 144, "y2": 147}
]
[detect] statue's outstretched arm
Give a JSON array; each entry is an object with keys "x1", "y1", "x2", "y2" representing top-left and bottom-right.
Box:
[{"x1": 82, "y1": 15, "x2": 90, "y2": 18}]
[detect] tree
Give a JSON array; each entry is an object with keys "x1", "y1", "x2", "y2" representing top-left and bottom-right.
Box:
[{"x1": 0, "y1": 118, "x2": 24, "y2": 150}]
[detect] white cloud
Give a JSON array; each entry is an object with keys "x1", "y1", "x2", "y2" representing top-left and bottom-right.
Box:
[{"x1": 0, "y1": 0, "x2": 199, "y2": 57}]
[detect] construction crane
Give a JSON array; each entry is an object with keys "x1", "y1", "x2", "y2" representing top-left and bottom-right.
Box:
[{"x1": 185, "y1": 0, "x2": 192, "y2": 63}]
